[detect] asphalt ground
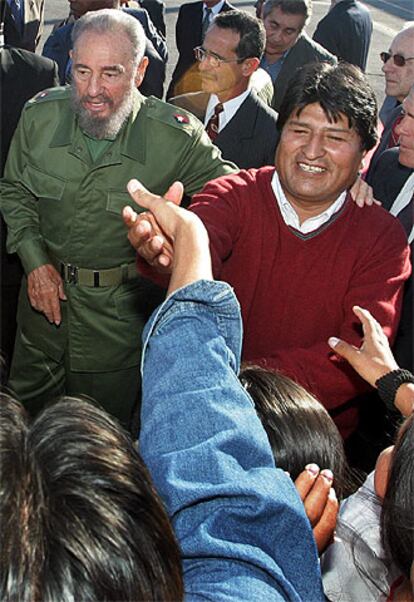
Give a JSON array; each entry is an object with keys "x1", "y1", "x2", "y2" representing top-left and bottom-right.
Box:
[{"x1": 41, "y1": 0, "x2": 413, "y2": 108}]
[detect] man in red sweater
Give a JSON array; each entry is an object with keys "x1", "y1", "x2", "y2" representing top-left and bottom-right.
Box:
[{"x1": 124, "y1": 62, "x2": 411, "y2": 441}]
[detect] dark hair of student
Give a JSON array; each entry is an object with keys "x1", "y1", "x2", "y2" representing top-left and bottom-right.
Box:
[
  {"x1": 239, "y1": 365, "x2": 358, "y2": 498},
  {"x1": 381, "y1": 412, "x2": 414, "y2": 579},
  {"x1": 277, "y1": 62, "x2": 378, "y2": 151},
  {"x1": 0, "y1": 394, "x2": 184, "y2": 602}
]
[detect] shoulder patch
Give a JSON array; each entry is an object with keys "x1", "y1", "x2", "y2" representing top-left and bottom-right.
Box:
[
  {"x1": 173, "y1": 113, "x2": 190, "y2": 124},
  {"x1": 28, "y1": 86, "x2": 70, "y2": 106},
  {"x1": 144, "y1": 96, "x2": 202, "y2": 135}
]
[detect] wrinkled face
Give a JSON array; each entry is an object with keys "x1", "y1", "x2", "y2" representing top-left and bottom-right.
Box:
[
  {"x1": 263, "y1": 7, "x2": 305, "y2": 56},
  {"x1": 382, "y1": 30, "x2": 414, "y2": 102},
  {"x1": 198, "y1": 25, "x2": 249, "y2": 100},
  {"x1": 396, "y1": 88, "x2": 414, "y2": 168},
  {"x1": 275, "y1": 103, "x2": 365, "y2": 209},
  {"x1": 68, "y1": 0, "x2": 117, "y2": 19},
  {"x1": 70, "y1": 32, "x2": 145, "y2": 138}
]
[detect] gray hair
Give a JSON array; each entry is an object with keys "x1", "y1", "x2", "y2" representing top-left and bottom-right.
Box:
[
  {"x1": 262, "y1": 0, "x2": 312, "y2": 25},
  {"x1": 72, "y1": 9, "x2": 146, "y2": 66}
]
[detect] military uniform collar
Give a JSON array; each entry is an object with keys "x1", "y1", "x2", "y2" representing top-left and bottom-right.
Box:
[{"x1": 49, "y1": 88, "x2": 147, "y2": 164}]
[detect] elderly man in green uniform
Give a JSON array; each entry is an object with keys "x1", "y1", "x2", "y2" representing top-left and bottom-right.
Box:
[{"x1": 0, "y1": 9, "x2": 235, "y2": 426}]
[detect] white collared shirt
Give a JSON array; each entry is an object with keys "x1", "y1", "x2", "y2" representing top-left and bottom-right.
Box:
[
  {"x1": 203, "y1": 0, "x2": 225, "y2": 20},
  {"x1": 389, "y1": 172, "x2": 414, "y2": 244},
  {"x1": 204, "y1": 90, "x2": 250, "y2": 133},
  {"x1": 271, "y1": 171, "x2": 347, "y2": 234}
]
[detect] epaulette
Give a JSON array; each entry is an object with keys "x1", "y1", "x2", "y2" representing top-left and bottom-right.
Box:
[
  {"x1": 27, "y1": 86, "x2": 71, "y2": 106},
  {"x1": 144, "y1": 96, "x2": 202, "y2": 135}
]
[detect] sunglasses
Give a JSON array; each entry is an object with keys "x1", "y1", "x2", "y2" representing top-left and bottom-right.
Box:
[{"x1": 380, "y1": 51, "x2": 414, "y2": 67}]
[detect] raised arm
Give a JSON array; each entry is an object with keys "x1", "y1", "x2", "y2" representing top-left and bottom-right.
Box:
[
  {"x1": 125, "y1": 180, "x2": 324, "y2": 601},
  {"x1": 329, "y1": 306, "x2": 414, "y2": 417}
]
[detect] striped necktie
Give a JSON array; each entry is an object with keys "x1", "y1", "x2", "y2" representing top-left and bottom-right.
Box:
[{"x1": 206, "y1": 103, "x2": 224, "y2": 141}]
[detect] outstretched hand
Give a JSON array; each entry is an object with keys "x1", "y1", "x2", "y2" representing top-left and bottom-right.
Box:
[
  {"x1": 328, "y1": 306, "x2": 414, "y2": 416},
  {"x1": 328, "y1": 305, "x2": 398, "y2": 387},
  {"x1": 123, "y1": 179, "x2": 212, "y2": 294},
  {"x1": 123, "y1": 180, "x2": 184, "y2": 271}
]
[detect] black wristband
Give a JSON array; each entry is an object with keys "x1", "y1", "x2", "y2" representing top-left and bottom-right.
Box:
[{"x1": 375, "y1": 369, "x2": 414, "y2": 410}]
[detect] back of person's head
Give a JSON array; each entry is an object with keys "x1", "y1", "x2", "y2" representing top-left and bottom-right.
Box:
[
  {"x1": 277, "y1": 61, "x2": 378, "y2": 151},
  {"x1": 262, "y1": 0, "x2": 312, "y2": 24},
  {"x1": 381, "y1": 413, "x2": 414, "y2": 580},
  {"x1": 0, "y1": 394, "x2": 183, "y2": 602},
  {"x1": 239, "y1": 366, "x2": 354, "y2": 498},
  {"x1": 213, "y1": 10, "x2": 266, "y2": 60},
  {"x1": 71, "y1": 9, "x2": 146, "y2": 66}
]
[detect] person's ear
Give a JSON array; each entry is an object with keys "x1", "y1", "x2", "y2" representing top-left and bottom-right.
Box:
[
  {"x1": 134, "y1": 56, "x2": 149, "y2": 89},
  {"x1": 241, "y1": 57, "x2": 260, "y2": 78}
]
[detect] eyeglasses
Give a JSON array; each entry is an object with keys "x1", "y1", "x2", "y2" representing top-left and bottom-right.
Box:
[
  {"x1": 380, "y1": 51, "x2": 414, "y2": 67},
  {"x1": 194, "y1": 46, "x2": 245, "y2": 68}
]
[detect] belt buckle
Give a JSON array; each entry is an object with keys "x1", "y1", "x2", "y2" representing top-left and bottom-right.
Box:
[{"x1": 66, "y1": 263, "x2": 78, "y2": 285}]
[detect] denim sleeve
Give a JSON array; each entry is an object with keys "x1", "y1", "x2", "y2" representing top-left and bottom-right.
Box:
[{"x1": 140, "y1": 280, "x2": 324, "y2": 601}]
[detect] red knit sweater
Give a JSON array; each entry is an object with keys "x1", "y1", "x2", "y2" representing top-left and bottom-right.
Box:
[{"x1": 189, "y1": 167, "x2": 411, "y2": 437}]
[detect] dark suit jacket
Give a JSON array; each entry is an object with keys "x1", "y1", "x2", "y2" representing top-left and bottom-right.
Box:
[
  {"x1": 42, "y1": 8, "x2": 166, "y2": 98},
  {"x1": 3, "y1": 0, "x2": 44, "y2": 51},
  {"x1": 140, "y1": 0, "x2": 166, "y2": 37},
  {"x1": 1, "y1": 46, "x2": 59, "y2": 364},
  {"x1": 171, "y1": 90, "x2": 279, "y2": 169},
  {"x1": 167, "y1": 0, "x2": 234, "y2": 99},
  {"x1": 313, "y1": 0, "x2": 372, "y2": 71},
  {"x1": 367, "y1": 148, "x2": 413, "y2": 372},
  {"x1": 271, "y1": 33, "x2": 336, "y2": 112},
  {"x1": 366, "y1": 104, "x2": 402, "y2": 179}
]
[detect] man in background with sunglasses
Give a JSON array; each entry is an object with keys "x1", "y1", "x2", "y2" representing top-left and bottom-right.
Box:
[{"x1": 367, "y1": 23, "x2": 414, "y2": 177}]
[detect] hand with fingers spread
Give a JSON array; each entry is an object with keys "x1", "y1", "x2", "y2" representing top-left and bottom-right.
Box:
[
  {"x1": 123, "y1": 179, "x2": 212, "y2": 295},
  {"x1": 350, "y1": 176, "x2": 381, "y2": 208},
  {"x1": 27, "y1": 264, "x2": 67, "y2": 326},
  {"x1": 295, "y1": 463, "x2": 339, "y2": 554},
  {"x1": 328, "y1": 305, "x2": 414, "y2": 416},
  {"x1": 328, "y1": 305, "x2": 398, "y2": 386}
]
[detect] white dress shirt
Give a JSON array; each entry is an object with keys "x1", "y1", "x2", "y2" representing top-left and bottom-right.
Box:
[
  {"x1": 203, "y1": 0, "x2": 225, "y2": 22},
  {"x1": 271, "y1": 171, "x2": 347, "y2": 234},
  {"x1": 204, "y1": 90, "x2": 250, "y2": 133}
]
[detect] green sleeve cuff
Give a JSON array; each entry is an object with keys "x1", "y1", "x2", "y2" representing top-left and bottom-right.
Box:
[{"x1": 17, "y1": 237, "x2": 51, "y2": 274}]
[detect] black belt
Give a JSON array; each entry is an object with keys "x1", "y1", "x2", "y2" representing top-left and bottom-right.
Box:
[{"x1": 56, "y1": 259, "x2": 137, "y2": 287}]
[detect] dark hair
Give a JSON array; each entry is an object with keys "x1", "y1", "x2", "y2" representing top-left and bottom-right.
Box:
[
  {"x1": 262, "y1": 0, "x2": 312, "y2": 22},
  {"x1": 277, "y1": 62, "x2": 378, "y2": 151},
  {"x1": 213, "y1": 10, "x2": 266, "y2": 60},
  {"x1": 239, "y1": 366, "x2": 357, "y2": 499},
  {"x1": 381, "y1": 413, "x2": 414, "y2": 579},
  {"x1": 0, "y1": 394, "x2": 183, "y2": 602}
]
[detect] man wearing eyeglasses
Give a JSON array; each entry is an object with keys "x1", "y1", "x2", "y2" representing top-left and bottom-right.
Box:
[
  {"x1": 367, "y1": 23, "x2": 414, "y2": 177},
  {"x1": 171, "y1": 10, "x2": 279, "y2": 169},
  {"x1": 166, "y1": 0, "x2": 234, "y2": 99}
]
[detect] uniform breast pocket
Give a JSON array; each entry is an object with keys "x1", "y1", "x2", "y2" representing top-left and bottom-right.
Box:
[
  {"x1": 106, "y1": 191, "x2": 146, "y2": 216},
  {"x1": 22, "y1": 164, "x2": 66, "y2": 243}
]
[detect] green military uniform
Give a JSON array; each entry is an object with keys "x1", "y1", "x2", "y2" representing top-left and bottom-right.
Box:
[{"x1": 0, "y1": 86, "x2": 236, "y2": 425}]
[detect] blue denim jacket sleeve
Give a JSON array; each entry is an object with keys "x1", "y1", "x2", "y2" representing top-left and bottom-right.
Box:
[{"x1": 140, "y1": 280, "x2": 324, "y2": 601}]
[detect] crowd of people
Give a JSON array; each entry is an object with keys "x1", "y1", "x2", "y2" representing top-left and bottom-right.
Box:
[{"x1": 0, "y1": 0, "x2": 413, "y2": 599}]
